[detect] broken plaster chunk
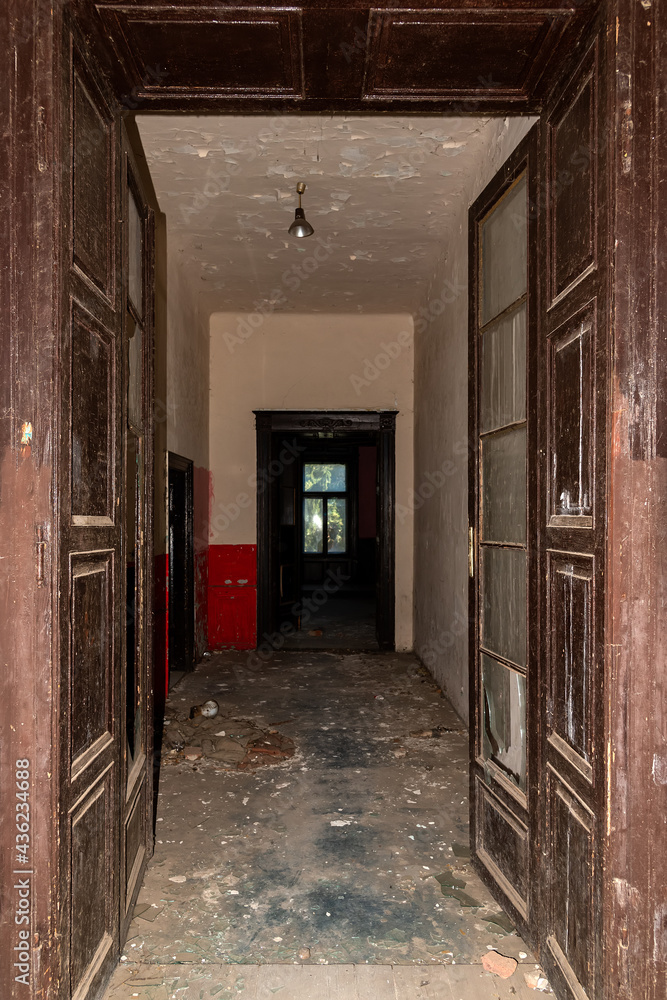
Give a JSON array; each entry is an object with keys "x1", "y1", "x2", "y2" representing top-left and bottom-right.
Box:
[
  {"x1": 481, "y1": 950, "x2": 518, "y2": 979},
  {"x1": 524, "y1": 970, "x2": 552, "y2": 991}
]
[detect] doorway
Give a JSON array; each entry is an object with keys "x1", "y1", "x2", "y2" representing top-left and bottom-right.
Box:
[
  {"x1": 167, "y1": 453, "x2": 195, "y2": 682},
  {"x1": 255, "y1": 411, "x2": 396, "y2": 653},
  {"x1": 5, "y1": 3, "x2": 659, "y2": 999},
  {"x1": 281, "y1": 435, "x2": 378, "y2": 650}
]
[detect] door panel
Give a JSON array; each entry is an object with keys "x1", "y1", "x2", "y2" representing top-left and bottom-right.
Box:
[
  {"x1": 59, "y1": 24, "x2": 122, "y2": 999},
  {"x1": 539, "y1": 19, "x2": 608, "y2": 998},
  {"x1": 120, "y1": 134, "x2": 155, "y2": 939},
  {"x1": 71, "y1": 304, "x2": 116, "y2": 522},
  {"x1": 59, "y1": 17, "x2": 155, "y2": 1000},
  {"x1": 469, "y1": 131, "x2": 537, "y2": 933}
]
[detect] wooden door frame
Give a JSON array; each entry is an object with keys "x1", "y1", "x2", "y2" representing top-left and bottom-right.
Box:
[
  {"x1": 1, "y1": 3, "x2": 666, "y2": 1000},
  {"x1": 167, "y1": 452, "x2": 195, "y2": 676},
  {"x1": 255, "y1": 410, "x2": 396, "y2": 652}
]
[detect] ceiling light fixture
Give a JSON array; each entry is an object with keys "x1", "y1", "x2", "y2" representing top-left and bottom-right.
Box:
[{"x1": 288, "y1": 181, "x2": 314, "y2": 238}]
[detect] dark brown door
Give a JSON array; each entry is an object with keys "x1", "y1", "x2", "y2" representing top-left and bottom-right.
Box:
[
  {"x1": 120, "y1": 131, "x2": 155, "y2": 946},
  {"x1": 469, "y1": 129, "x2": 538, "y2": 936},
  {"x1": 536, "y1": 15, "x2": 608, "y2": 1000},
  {"x1": 57, "y1": 17, "x2": 155, "y2": 997},
  {"x1": 470, "y1": 12, "x2": 609, "y2": 1000}
]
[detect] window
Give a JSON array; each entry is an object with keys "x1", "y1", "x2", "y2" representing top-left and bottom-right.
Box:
[{"x1": 303, "y1": 463, "x2": 347, "y2": 554}]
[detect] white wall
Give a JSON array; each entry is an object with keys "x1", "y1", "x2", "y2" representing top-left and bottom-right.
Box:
[
  {"x1": 413, "y1": 117, "x2": 536, "y2": 722},
  {"x1": 209, "y1": 312, "x2": 415, "y2": 650},
  {"x1": 166, "y1": 257, "x2": 209, "y2": 472}
]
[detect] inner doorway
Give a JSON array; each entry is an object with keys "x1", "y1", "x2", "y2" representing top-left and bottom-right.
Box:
[
  {"x1": 255, "y1": 411, "x2": 396, "y2": 653},
  {"x1": 167, "y1": 453, "x2": 195, "y2": 681},
  {"x1": 280, "y1": 435, "x2": 378, "y2": 650}
]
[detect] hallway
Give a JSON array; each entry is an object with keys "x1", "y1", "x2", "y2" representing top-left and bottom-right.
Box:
[{"x1": 102, "y1": 652, "x2": 547, "y2": 998}]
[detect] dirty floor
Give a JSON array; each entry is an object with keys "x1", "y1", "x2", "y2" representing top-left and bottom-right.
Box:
[
  {"x1": 103, "y1": 651, "x2": 550, "y2": 999},
  {"x1": 281, "y1": 596, "x2": 378, "y2": 651}
]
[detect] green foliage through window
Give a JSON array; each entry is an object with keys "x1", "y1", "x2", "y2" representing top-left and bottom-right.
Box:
[{"x1": 302, "y1": 464, "x2": 347, "y2": 554}]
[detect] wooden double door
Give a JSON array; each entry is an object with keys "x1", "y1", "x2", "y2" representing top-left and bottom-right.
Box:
[
  {"x1": 1, "y1": 3, "x2": 664, "y2": 1000},
  {"x1": 54, "y1": 19, "x2": 156, "y2": 1000},
  {"x1": 469, "y1": 10, "x2": 610, "y2": 998}
]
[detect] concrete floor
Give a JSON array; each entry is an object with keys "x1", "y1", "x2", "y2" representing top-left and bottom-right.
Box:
[
  {"x1": 281, "y1": 595, "x2": 378, "y2": 651},
  {"x1": 103, "y1": 651, "x2": 551, "y2": 999}
]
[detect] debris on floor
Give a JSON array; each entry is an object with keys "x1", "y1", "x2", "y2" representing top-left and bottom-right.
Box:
[
  {"x1": 486, "y1": 911, "x2": 516, "y2": 933},
  {"x1": 524, "y1": 969, "x2": 553, "y2": 991},
  {"x1": 481, "y1": 950, "x2": 519, "y2": 978},
  {"x1": 125, "y1": 650, "x2": 535, "y2": 973},
  {"x1": 162, "y1": 708, "x2": 295, "y2": 770},
  {"x1": 190, "y1": 698, "x2": 220, "y2": 719},
  {"x1": 409, "y1": 726, "x2": 457, "y2": 738}
]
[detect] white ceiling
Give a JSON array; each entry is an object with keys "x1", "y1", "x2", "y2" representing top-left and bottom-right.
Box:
[{"x1": 137, "y1": 114, "x2": 516, "y2": 315}]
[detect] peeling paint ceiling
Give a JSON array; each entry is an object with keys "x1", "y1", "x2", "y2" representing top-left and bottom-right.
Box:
[{"x1": 137, "y1": 115, "x2": 525, "y2": 315}]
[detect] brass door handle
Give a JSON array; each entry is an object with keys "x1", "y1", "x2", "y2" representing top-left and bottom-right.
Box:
[{"x1": 468, "y1": 526, "x2": 475, "y2": 578}]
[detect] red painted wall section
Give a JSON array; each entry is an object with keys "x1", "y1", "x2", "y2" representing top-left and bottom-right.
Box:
[
  {"x1": 153, "y1": 552, "x2": 169, "y2": 697},
  {"x1": 193, "y1": 465, "x2": 211, "y2": 658},
  {"x1": 208, "y1": 544, "x2": 257, "y2": 649}
]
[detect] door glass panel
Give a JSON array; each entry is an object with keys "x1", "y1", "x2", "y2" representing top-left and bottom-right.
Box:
[
  {"x1": 481, "y1": 546, "x2": 527, "y2": 668},
  {"x1": 482, "y1": 653, "x2": 526, "y2": 791},
  {"x1": 481, "y1": 174, "x2": 527, "y2": 325},
  {"x1": 303, "y1": 497, "x2": 323, "y2": 553},
  {"x1": 327, "y1": 498, "x2": 346, "y2": 553},
  {"x1": 304, "y1": 463, "x2": 346, "y2": 492},
  {"x1": 482, "y1": 427, "x2": 527, "y2": 544},
  {"x1": 480, "y1": 303, "x2": 526, "y2": 433},
  {"x1": 128, "y1": 186, "x2": 143, "y2": 317}
]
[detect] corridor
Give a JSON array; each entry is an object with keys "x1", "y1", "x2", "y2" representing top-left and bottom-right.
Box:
[{"x1": 102, "y1": 651, "x2": 547, "y2": 999}]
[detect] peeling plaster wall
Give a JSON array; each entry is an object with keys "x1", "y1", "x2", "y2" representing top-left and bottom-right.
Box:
[
  {"x1": 167, "y1": 256, "x2": 211, "y2": 656},
  {"x1": 413, "y1": 117, "x2": 536, "y2": 723},
  {"x1": 209, "y1": 313, "x2": 414, "y2": 650}
]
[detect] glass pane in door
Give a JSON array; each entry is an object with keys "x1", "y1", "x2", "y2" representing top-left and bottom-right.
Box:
[
  {"x1": 481, "y1": 546, "x2": 527, "y2": 668},
  {"x1": 303, "y1": 497, "x2": 323, "y2": 553},
  {"x1": 481, "y1": 426, "x2": 527, "y2": 544},
  {"x1": 304, "y1": 463, "x2": 346, "y2": 492},
  {"x1": 482, "y1": 653, "x2": 527, "y2": 791},
  {"x1": 480, "y1": 304, "x2": 526, "y2": 432},
  {"x1": 327, "y1": 498, "x2": 346, "y2": 553},
  {"x1": 481, "y1": 174, "x2": 527, "y2": 325}
]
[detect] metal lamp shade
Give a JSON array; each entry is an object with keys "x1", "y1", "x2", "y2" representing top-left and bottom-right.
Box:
[{"x1": 288, "y1": 207, "x2": 314, "y2": 238}]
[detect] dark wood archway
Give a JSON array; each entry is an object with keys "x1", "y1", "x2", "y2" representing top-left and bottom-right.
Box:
[{"x1": 255, "y1": 410, "x2": 396, "y2": 651}]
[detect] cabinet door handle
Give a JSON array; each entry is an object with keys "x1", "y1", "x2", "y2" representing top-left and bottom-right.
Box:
[{"x1": 468, "y1": 526, "x2": 475, "y2": 578}]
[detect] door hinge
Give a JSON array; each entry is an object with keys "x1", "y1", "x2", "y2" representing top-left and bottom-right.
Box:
[
  {"x1": 36, "y1": 525, "x2": 47, "y2": 587},
  {"x1": 468, "y1": 526, "x2": 475, "y2": 578}
]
